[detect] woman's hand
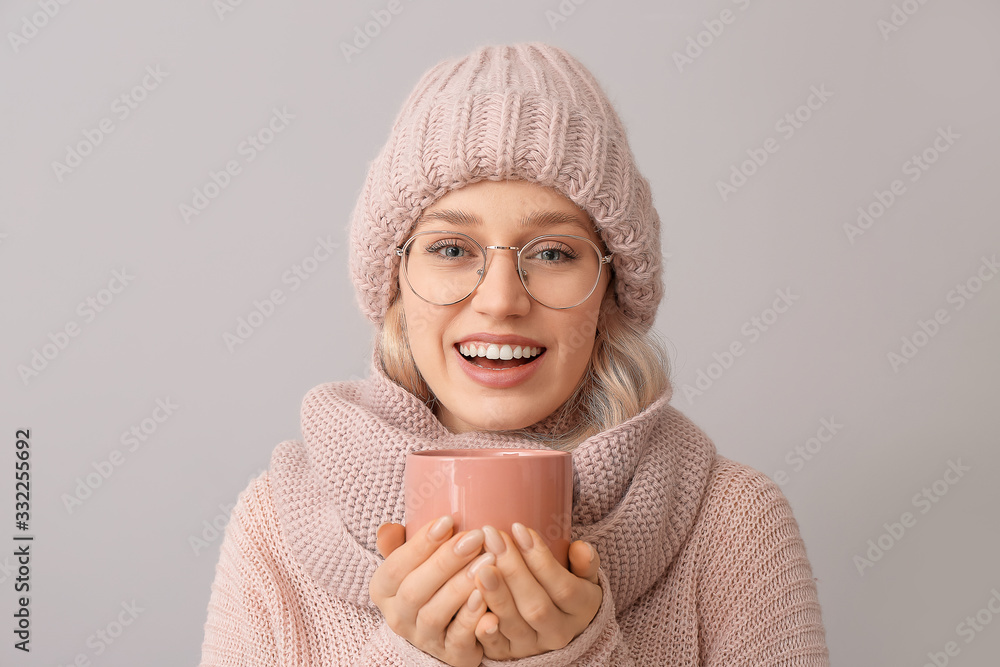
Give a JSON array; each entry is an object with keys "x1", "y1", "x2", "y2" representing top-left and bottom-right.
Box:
[
  {"x1": 370, "y1": 516, "x2": 496, "y2": 667},
  {"x1": 472, "y1": 524, "x2": 603, "y2": 660}
]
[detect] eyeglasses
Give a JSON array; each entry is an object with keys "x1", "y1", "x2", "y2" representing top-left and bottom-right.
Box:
[{"x1": 395, "y1": 230, "x2": 613, "y2": 309}]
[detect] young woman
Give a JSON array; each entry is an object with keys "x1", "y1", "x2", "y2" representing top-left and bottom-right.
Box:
[{"x1": 199, "y1": 42, "x2": 830, "y2": 666}]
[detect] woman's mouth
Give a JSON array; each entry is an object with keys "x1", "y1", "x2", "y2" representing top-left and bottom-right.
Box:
[{"x1": 457, "y1": 342, "x2": 546, "y2": 370}]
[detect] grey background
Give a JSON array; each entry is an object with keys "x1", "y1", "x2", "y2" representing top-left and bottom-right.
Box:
[{"x1": 2, "y1": 0, "x2": 999, "y2": 664}]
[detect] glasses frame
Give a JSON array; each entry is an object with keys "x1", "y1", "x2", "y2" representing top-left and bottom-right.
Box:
[{"x1": 395, "y1": 230, "x2": 613, "y2": 310}]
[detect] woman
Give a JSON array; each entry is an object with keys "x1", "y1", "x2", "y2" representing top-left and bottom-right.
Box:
[{"x1": 199, "y1": 42, "x2": 830, "y2": 666}]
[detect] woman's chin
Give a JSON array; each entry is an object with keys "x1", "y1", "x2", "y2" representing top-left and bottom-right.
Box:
[{"x1": 434, "y1": 401, "x2": 547, "y2": 434}]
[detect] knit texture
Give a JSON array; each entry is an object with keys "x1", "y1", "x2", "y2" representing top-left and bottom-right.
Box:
[
  {"x1": 348, "y1": 42, "x2": 663, "y2": 331},
  {"x1": 199, "y1": 355, "x2": 830, "y2": 665}
]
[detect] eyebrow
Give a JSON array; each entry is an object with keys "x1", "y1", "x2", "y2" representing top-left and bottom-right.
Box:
[{"x1": 416, "y1": 209, "x2": 593, "y2": 234}]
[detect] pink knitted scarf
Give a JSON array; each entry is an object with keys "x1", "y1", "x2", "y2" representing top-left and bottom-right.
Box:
[{"x1": 269, "y1": 354, "x2": 717, "y2": 613}]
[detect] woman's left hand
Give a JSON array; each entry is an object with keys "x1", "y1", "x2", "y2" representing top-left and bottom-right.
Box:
[{"x1": 472, "y1": 523, "x2": 603, "y2": 660}]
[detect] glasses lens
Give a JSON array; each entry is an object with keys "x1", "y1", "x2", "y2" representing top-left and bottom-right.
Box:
[
  {"x1": 402, "y1": 232, "x2": 483, "y2": 305},
  {"x1": 519, "y1": 235, "x2": 602, "y2": 308}
]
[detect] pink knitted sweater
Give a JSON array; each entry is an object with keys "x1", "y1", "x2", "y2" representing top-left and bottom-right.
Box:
[{"x1": 199, "y1": 357, "x2": 830, "y2": 665}]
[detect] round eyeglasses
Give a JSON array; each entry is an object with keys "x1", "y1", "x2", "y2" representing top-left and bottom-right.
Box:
[{"x1": 395, "y1": 230, "x2": 613, "y2": 309}]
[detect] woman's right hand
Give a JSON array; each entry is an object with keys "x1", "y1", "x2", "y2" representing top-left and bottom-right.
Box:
[{"x1": 370, "y1": 516, "x2": 497, "y2": 667}]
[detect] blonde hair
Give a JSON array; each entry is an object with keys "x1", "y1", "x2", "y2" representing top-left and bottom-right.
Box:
[{"x1": 377, "y1": 287, "x2": 671, "y2": 451}]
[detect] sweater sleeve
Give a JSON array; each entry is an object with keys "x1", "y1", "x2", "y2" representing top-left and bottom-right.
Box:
[
  {"x1": 699, "y1": 462, "x2": 830, "y2": 667},
  {"x1": 197, "y1": 474, "x2": 465, "y2": 667},
  {"x1": 199, "y1": 475, "x2": 280, "y2": 666}
]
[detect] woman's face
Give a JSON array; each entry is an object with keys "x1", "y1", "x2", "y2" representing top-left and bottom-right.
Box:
[{"x1": 399, "y1": 179, "x2": 611, "y2": 433}]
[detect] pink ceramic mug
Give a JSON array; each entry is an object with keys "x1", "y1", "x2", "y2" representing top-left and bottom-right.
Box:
[{"x1": 404, "y1": 448, "x2": 574, "y2": 568}]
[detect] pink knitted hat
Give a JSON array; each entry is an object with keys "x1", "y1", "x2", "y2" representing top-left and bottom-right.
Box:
[{"x1": 349, "y1": 41, "x2": 663, "y2": 330}]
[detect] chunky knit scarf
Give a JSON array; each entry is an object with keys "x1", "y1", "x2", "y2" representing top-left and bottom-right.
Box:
[{"x1": 269, "y1": 353, "x2": 717, "y2": 614}]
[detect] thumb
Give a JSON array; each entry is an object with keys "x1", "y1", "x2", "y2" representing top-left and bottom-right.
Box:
[
  {"x1": 568, "y1": 540, "x2": 600, "y2": 584},
  {"x1": 376, "y1": 523, "x2": 405, "y2": 559}
]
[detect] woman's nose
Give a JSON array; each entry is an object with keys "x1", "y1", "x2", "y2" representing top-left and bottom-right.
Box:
[{"x1": 469, "y1": 250, "x2": 531, "y2": 318}]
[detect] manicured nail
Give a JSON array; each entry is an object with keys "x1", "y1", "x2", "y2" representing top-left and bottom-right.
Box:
[
  {"x1": 467, "y1": 588, "x2": 484, "y2": 611},
  {"x1": 478, "y1": 565, "x2": 500, "y2": 591},
  {"x1": 428, "y1": 516, "x2": 453, "y2": 541},
  {"x1": 512, "y1": 522, "x2": 533, "y2": 551},
  {"x1": 454, "y1": 529, "x2": 485, "y2": 556},
  {"x1": 482, "y1": 525, "x2": 506, "y2": 555},
  {"x1": 467, "y1": 552, "x2": 495, "y2": 580}
]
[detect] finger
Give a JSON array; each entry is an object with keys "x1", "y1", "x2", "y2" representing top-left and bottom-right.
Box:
[
  {"x1": 377, "y1": 523, "x2": 405, "y2": 559},
  {"x1": 415, "y1": 552, "x2": 494, "y2": 636},
  {"x1": 394, "y1": 529, "x2": 486, "y2": 613},
  {"x1": 509, "y1": 524, "x2": 601, "y2": 616},
  {"x1": 370, "y1": 515, "x2": 455, "y2": 600},
  {"x1": 475, "y1": 563, "x2": 538, "y2": 647},
  {"x1": 483, "y1": 528, "x2": 555, "y2": 615},
  {"x1": 475, "y1": 610, "x2": 510, "y2": 660},
  {"x1": 567, "y1": 540, "x2": 600, "y2": 585},
  {"x1": 443, "y1": 587, "x2": 489, "y2": 657}
]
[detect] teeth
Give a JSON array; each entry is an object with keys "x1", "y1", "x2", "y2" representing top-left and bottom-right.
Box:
[{"x1": 460, "y1": 342, "x2": 543, "y2": 359}]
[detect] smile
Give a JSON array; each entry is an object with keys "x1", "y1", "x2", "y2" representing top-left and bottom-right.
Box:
[
  {"x1": 453, "y1": 340, "x2": 547, "y2": 388},
  {"x1": 457, "y1": 342, "x2": 546, "y2": 371},
  {"x1": 459, "y1": 342, "x2": 543, "y2": 361}
]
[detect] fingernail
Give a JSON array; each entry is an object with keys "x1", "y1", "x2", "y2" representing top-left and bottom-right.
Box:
[
  {"x1": 454, "y1": 529, "x2": 485, "y2": 556},
  {"x1": 428, "y1": 516, "x2": 453, "y2": 541},
  {"x1": 482, "y1": 525, "x2": 506, "y2": 555},
  {"x1": 512, "y1": 522, "x2": 533, "y2": 551},
  {"x1": 467, "y1": 588, "x2": 483, "y2": 611},
  {"x1": 486, "y1": 623, "x2": 499, "y2": 635},
  {"x1": 467, "y1": 552, "x2": 495, "y2": 580},
  {"x1": 587, "y1": 542, "x2": 597, "y2": 564},
  {"x1": 478, "y1": 565, "x2": 499, "y2": 591}
]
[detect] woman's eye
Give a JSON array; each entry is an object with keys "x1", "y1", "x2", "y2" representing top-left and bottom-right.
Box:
[
  {"x1": 425, "y1": 240, "x2": 470, "y2": 258},
  {"x1": 531, "y1": 245, "x2": 576, "y2": 262},
  {"x1": 437, "y1": 245, "x2": 463, "y2": 257}
]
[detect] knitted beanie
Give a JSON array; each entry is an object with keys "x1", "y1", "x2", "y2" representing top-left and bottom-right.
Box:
[{"x1": 349, "y1": 41, "x2": 663, "y2": 330}]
